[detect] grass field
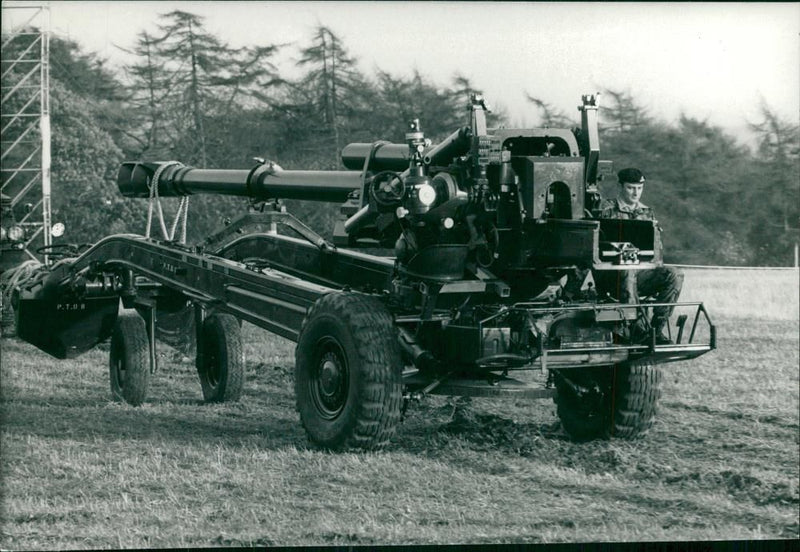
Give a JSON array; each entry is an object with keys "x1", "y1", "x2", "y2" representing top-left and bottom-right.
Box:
[
  {"x1": 675, "y1": 267, "x2": 798, "y2": 321},
  {"x1": 0, "y1": 269, "x2": 798, "y2": 548}
]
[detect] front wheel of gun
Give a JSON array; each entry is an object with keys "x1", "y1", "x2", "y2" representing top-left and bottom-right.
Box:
[{"x1": 294, "y1": 293, "x2": 403, "y2": 451}]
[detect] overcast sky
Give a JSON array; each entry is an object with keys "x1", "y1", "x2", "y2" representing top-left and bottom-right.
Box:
[{"x1": 3, "y1": 1, "x2": 799, "y2": 143}]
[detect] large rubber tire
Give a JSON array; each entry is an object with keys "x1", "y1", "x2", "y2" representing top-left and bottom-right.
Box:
[
  {"x1": 555, "y1": 359, "x2": 662, "y2": 440},
  {"x1": 109, "y1": 310, "x2": 150, "y2": 406},
  {"x1": 295, "y1": 293, "x2": 403, "y2": 451},
  {"x1": 196, "y1": 313, "x2": 244, "y2": 403}
]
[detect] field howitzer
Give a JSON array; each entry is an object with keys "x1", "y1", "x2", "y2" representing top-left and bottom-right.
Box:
[{"x1": 10, "y1": 94, "x2": 715, "y2": 451}]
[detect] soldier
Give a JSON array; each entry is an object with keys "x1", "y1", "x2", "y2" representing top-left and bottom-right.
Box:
[
  {"x1": 600, "y1": 168, "x2": 654, "y2": 221},
  {"x1": 599, "y1": 168, "x2": 684, "y2": 344}
]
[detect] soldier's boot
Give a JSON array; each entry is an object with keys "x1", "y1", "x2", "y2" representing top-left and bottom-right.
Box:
[
  {"x1": 650, "y1": 315, "x2": 672, "y2": 345},
  {"x1": 626, "y1": 315, "x2": 651, "y2": 344}
]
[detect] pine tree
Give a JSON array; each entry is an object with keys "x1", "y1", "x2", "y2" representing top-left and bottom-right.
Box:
[
  {"x1": 153, "y1": 10, "x2": 233, "y2": 167},
  {"x1": 599, "y1": 88, "x2": 652, "y2": 135},
  {"x1": 119, "y1": 10, "x2": 282, "y2": 169},
  {"x1": 373, "y1": 70, "x2": 470, "y2": 142},
  {"x1": 118, "y1": 30, "x2": 173, "y2": 158},
  {"x1": 524, "y1": 93, "x2": 576, "y2": 128},
  {"x1": 746, "y1": 102, "x2": 800, "y2": 265},
  {"x1": 294, "y1": 26, "x2": 368, "y2": 165}
]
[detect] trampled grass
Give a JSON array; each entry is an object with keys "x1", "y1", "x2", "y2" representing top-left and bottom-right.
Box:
[{"x1": 0, "y1": 269, "x2": 798, "y2": 548}]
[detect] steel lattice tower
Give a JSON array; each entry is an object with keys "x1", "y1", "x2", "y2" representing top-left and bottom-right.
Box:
[{"x1": 1, "y1": 3, "x2": 51, "y2": 262}]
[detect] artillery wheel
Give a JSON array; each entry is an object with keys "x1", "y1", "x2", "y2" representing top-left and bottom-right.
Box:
[
  {"x1": 196, "y1": 313, "x2": 244, "y2": 403},
  {"x1": 109, "y1": 310, "x2": 150, "y2": 406},
  {"x1": 295, "y1": 293, "x2": 402, "y2": 451},
  {"x1": 554, "y1": 359, "x2": 662, "y2": 440}
]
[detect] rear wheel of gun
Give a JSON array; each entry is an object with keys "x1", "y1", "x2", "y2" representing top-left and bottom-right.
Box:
[
  {"x1": 554, "y1": 359, "x2": 662, "y2": 440},
  {"x1": 196, "y1": 313, "x2": 244, "y2": 403},
  {"x1": 295, "y1": 293, "x2": 403, "y2": 451},
  {"x1": 109, "y1": 310, "x2": 150, "y2": 406}
]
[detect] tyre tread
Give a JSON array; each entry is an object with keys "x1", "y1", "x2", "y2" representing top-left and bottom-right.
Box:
[
  {"x1": 109, "y1": 310, "x2": 150, "y2": 406},
  {"x1": 198, "y1": 313, "x2": 244, "y2": 402},
  {"x1": 295, "y1": 292, "x2": 402, "y2": 451}
]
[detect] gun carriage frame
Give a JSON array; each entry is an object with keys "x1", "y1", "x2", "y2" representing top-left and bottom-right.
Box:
[{"x1": 9, "y1": 94, "x2": 715, "y2": 450}]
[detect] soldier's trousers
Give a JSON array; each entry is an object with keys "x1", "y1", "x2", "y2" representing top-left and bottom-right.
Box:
[{"x1": 595, "y1": 266, "x2": 684, "y2": 330}]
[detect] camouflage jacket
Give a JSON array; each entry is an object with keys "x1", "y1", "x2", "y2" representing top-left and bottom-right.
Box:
[{"x1": 599, "y1": 198, "x2": 655, "y2": 221}]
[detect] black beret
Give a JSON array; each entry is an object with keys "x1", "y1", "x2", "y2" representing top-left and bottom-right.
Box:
[{"x1": 618, "y1": 168, "x2": 646, "y2": 184}]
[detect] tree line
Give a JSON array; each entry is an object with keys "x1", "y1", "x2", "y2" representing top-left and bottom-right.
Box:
[{"x1": 4, "y1": 10, "x2": 799, "y2": 265}]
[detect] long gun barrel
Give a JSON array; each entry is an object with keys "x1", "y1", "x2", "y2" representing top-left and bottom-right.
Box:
[{"x1": 118, "y1": 162, "x2": 363, "y2": 203}]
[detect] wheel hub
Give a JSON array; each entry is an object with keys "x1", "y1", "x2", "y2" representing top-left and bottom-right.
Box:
[
  {"x1": 311, "y1": 342, "x2": 349, "y2": 420},
  {"x1": 320, "y1": 356, "x2": 341, "y2": 397},
  {"x1": 206, "y1": 348, "x2": 220, "y2": 387}
]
